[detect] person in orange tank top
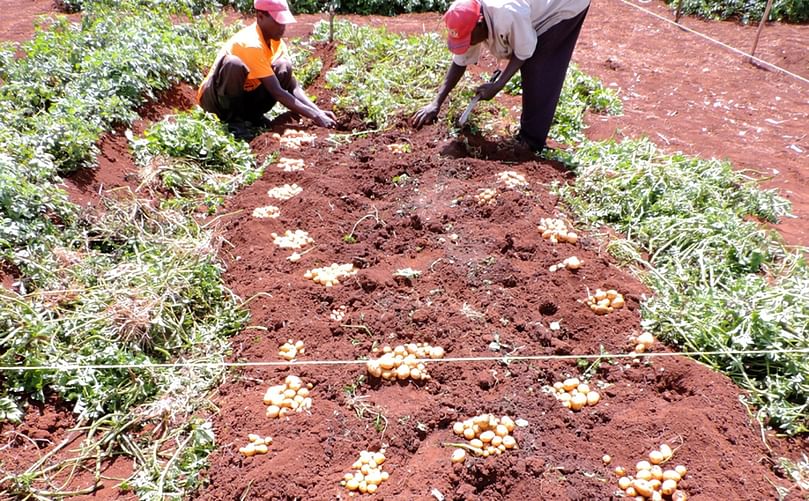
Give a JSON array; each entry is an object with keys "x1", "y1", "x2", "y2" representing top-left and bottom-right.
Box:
[{"x1": 198, "y1": 0, "x2": 336, "y2": 137}]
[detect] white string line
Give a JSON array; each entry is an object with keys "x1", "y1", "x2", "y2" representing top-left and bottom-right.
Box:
[
  {"x1": 2, "y1": 348, "x2": 808, "y2": 371},
  {"x1": 616, "y1": 0, "x2": 809, "y2": 86}
]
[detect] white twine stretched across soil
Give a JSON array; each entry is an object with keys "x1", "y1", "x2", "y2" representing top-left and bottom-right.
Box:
[
  {"x1": 1, "y1": 348, "x2": 807, "y2": 371},
  {"x1": 618, "y1": 0, "x2": 809, "y2": 86}
]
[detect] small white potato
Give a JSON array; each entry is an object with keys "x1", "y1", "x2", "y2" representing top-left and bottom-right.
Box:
[
  {"x1": 586, "y1": 391, "x2": 601, "y2": 406},
  {"x1": 637, "y1": 332, "x2": 655, "y2": 346},
  {"x1": 500, "y1": 416, "x2": 515, "y2": 432},
  {"x1": 649, "y1": 450, "x2": 664, "y2": 464},
  {"x1": 451, "y1": 448, "x2": 467, "y2": 463},
  {"x1": 636, "y1": 460, "x2": 652, "y2": 471},
  {"x1": 453, "y1": 422, "x2": 465, "y2": 436},
  {"x1": 470, "y1": 439, "x2": 483, "y2": 449},
  {"x1": 480, "y1": 431, "x2": 495, "y2": 443},
  {"x1": 563, "y1": 378, "x2": 580, "y2": 391},
  {"x1": 663, "y1": 469, "x2": 681, "y2": 481},
  {"x1": 502, "y1": 435, "x2": 516, "y2": 449},
  {"x1": 570, "y1": 393, "x2": 588, "y2": 411},
  {"x1": 661, "y1": 479, "x2": 678, "y2": 496},
  {"x1": 632, "y1": 479, "x2": 654, "y2": 498}
]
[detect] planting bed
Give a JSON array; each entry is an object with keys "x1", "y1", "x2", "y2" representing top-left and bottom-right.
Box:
[
  {"x1": 193, "y1": 111, "x2": 793, "y2": 499},
  {"x1": 1, "y1": 2, "x2": 808, "y2": 500}
]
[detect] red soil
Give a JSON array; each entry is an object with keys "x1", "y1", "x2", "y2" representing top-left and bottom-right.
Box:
[{"x1": 0, "y1": 2, "x2": 807, "y2": 501}]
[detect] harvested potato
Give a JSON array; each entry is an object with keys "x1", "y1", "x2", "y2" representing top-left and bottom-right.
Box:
[
  {"x1": 630, "y1": 331, "x2": 656, "y2": 354},
  {"x1": 340, "y1": 449, "x2": 390, "y2": 495},
  {"x1": 263, "y1": 375, "x2": 313, "y2": 418},
  {"x1": 386, "y1": 143, "x2": 411, "y2": 154},
  {"x1": 238, "y1": 434, "x2": 272, "y2": 457},
  {"x1": 549, "y1": 255, "x2": 584, "y2": 272},
  {"x1": 551, "y1": 377, "x2": 602, "y2": 411},
  {"x1": 496, "y1": 171, "x2": 529, "y2": 189},
  {"x1": 449, "y1": 414, "x2": 519, "y2": 461},
  {"x1": 475, "y1": 188, "x2": 498, "y2": 206},
  {"x1": 303, "y1": 263, "x2": 357, "y2": 287},
  {"x1": 277, "y1": 157, "x2": 306, "y2": 172},
  {"x1": 252, "y1": 205, "x2": 281, "y2": 219},
  {"x1": 613, "y1": 444, "x2": 688, "y2": 500},
  {"x1": 272, "y1": 229, "x2": 314, "y2": 249},
  {"x1": 273, "y1": 129, "x2": 316, "y2": 149},
  {"x1": 537, "y1": 217, "x2": 578, "y2": 244},
  {"x1": 366, "y1": 343, "x2": 444, "y2": 381},
  {"x1": 267, "y1": 183, "x2": 303, "y2": 200},
  {"x1": 278, "y1": 339, "x2": 305, "y2": 361},
  {"x1": 586, "y1": 289, "x2": 625, "y2": 315}
]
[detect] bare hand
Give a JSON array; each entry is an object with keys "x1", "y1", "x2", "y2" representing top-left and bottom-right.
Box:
[
  {"x1": 313, "y1": 110, "x2": 336, "y2": 128},
  {"x1": 475, "y1": 82, "x2": 501, "y2": 101},
  {"x1": 411, "y1": 102, "x2": 439, "y2": 129}
]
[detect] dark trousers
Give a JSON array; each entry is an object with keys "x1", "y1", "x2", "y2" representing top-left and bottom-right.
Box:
[
  {"x1": 199, "y1": 54, "x2": 293, "y2": 124},
  {"x1": 519, "y1": 7, "x2": 589, "y2": 149}
]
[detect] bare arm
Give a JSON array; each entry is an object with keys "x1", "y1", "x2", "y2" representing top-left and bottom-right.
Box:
[
  {"x1": 411, "y1": 62, "x2": 467, "y2": 128},
  {"x1": 260, "y1": 75, "x2": 335, "y2": 128},
  {"x1": 475, "y1": 55, "x2": 525, "y2": 100}
]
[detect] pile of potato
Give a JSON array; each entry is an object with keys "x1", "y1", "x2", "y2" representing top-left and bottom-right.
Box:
[
  {"x1": 263, "y1": 375, "x2": 313, "y2": 418},
  {"x1": 252, "y1": 205, "x2": 280, "y2": 219},
  {"x1": 330, "y1": 306, "x2": 347, "y2": 322},
  {"x1": 537, "y1": 218, "x2": 578, "y2": 244},
  {"x1": 614, "y1": 444, "x2": 688, "y2": 500},
  {"x1": 272, "y1": 229, "x2": 314, "y2": 249},
  {"x1": 586, "y1": 288, "x2": 625, "y2": 315},
  {"x1": 474, "y1": 188, "x2": 498, "y2": 206},
  {"x1": 340, "y1": 449, "x2": 389, "y2": 495},
  {"x1": 630, "y1": 332, "x2": 656, "y2": 354},
  {"x1": 277, "y1": 157, "x2": 305, "y2": 172},
  {"x1": 303, "y1": 263, "x2": 357, "y2": 287},
  {"x1": 267, "y1": 183, "x2": 302, "y2": 200},
  {"x1": 496, "y1": 171, "x2": 529, "y2": 189},
  {"x1": 366, "y1": 343, "x2": 444, "y2": 381},
  {"x1": 450, "y1": 414, "x2": 518, "y2": 462},
  {"x1": 549, "y1": 255, "x2": 583, "y2": 272},
  {"x1": 551, "y1": 377, "x2": 601, "y2": 411},
  {"x1": 238, "y1": 434, "x2": 272, "y2": 457},
  {"x1": 278, "y1": 339, "x2": 305, "y2": 361},
  {"x1": 273, "y1": 129, "x2": 316, "y2": 149},
  {"x1": 386, "y1": 143, "x2": 410, "y2": 154}
]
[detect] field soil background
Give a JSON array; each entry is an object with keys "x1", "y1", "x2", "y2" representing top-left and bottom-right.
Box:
[{"x1": 1, "y1": 0, "x2": 808, "y2": 500}]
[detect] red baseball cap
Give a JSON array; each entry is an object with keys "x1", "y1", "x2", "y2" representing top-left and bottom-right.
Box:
[
  {"x1": 444, "y1": 0, "x2": 481, "y2": 55},
  {"x1": 255, "y1": 0, "x2": 296, "y2": 24}
]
